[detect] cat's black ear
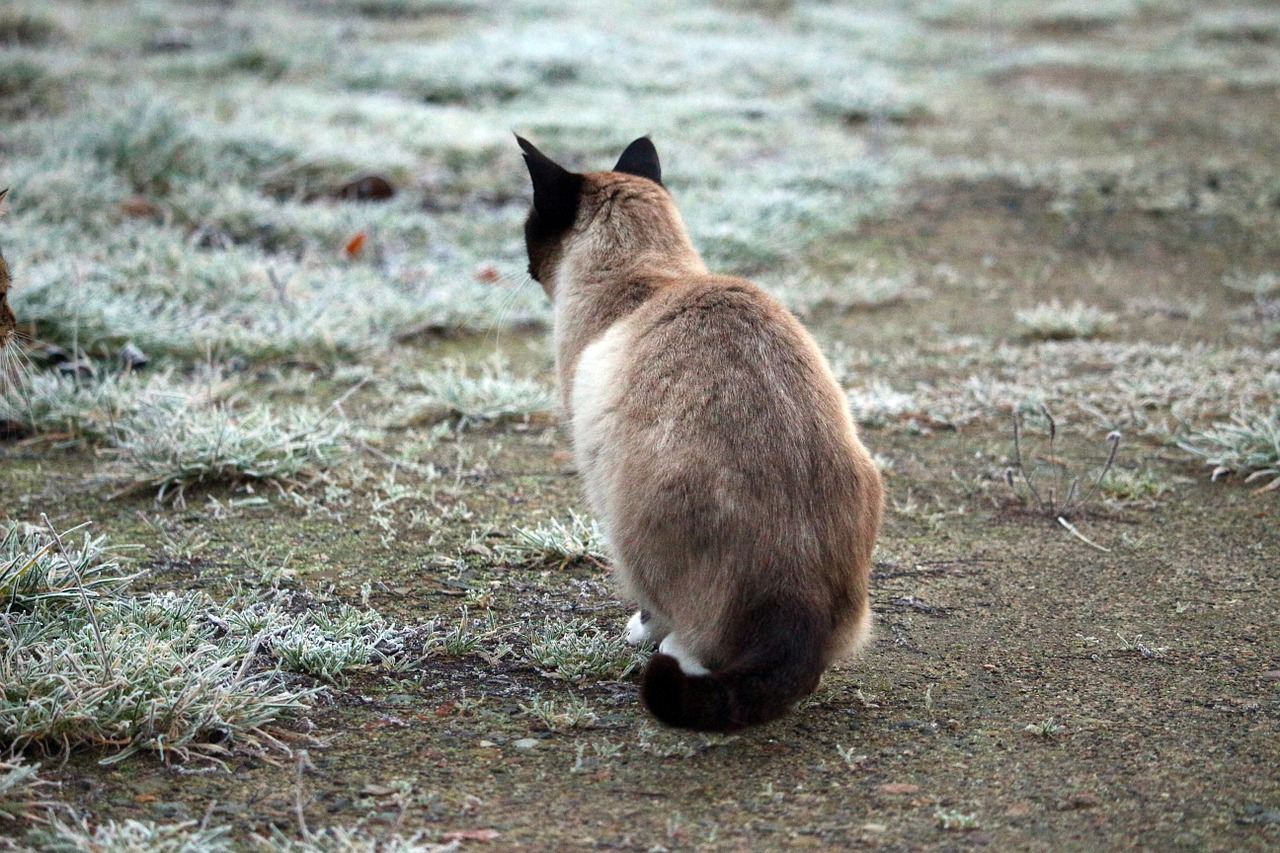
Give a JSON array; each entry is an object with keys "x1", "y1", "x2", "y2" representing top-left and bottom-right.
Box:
[
  {"x1": 0, "y1": 188, "x2": 8, "y2": 205},
  {"x1": 517, "y1": 135, "x2": 582, "y2": 230},
  {"x1": 613, "y1": 137, "x2": 661, "y2": 186}
]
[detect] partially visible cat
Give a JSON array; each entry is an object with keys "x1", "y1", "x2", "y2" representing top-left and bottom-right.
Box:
[
  {"x1": 518, "y1": 137, "x2": 883, "y2": 732},
  {"x1": 0, "y1": 190, "x2": 15, "y2": 353}
]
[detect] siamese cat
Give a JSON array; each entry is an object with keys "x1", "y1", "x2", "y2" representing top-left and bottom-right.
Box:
[
  {"x1": 518, "y1": 137, "x2": 882, "y2": 732},
  {"x1": 0, "y1": 190, "x2": 16, "y2": 353}
]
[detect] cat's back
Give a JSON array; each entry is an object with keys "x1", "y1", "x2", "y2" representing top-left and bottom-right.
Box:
[
  {"x1": 622, "y1": 273, "x2": 852, "y2": 439},
  {"x1": 589, "y1": 273, "x2": 873, "y2": 522}
]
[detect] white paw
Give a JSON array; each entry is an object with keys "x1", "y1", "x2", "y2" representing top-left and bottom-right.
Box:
[
  {"x1": 658, "y1": 634, "x2": 710, "y2": 676},
  {"x1": 625, "y1": 611, "x2": 652, "y2": 646}
]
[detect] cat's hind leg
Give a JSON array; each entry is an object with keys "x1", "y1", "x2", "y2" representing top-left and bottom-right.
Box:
[
  {"x1": 657, "y1": 633, "x2": 710, "y2": 676},
  {"x1": 625, "y1": 609, "x2": 672, "y2": 647}
]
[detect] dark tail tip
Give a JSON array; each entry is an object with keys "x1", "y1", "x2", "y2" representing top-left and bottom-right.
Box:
[
  {"x1": 640, "y1": 652, "x2": 809, "y2": 734},
  {"x1": 642, "y1": 653, "x2": 736, "y2": 731}
]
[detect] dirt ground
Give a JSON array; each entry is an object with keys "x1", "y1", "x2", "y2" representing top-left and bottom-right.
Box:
[{"x1": 3, "y1": 3, "x2": 1280, "y2": 852}]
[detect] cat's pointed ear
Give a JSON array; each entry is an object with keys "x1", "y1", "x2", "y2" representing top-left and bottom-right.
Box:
[
  {"x1": 517, "y1": 135, "x2": 582, "y2": 229},
  {"x1": 0, "y1": 188, "x2": 8, "y2": 205},
  {"x1": 613, "y1": 137, "x2": 661, "y2": 185}
]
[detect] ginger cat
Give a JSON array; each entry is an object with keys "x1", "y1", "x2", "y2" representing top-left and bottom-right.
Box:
[{"x1": 518, "y1": 137, "x2": 882, "y2": 731}]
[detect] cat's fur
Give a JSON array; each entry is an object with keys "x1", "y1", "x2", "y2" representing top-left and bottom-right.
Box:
[
  {"x1": 0, "y1": 190, "x2": 14, "y2": 350},
  {"x1": 518, "y1": 138, "x2": 883, "y2": 732}
]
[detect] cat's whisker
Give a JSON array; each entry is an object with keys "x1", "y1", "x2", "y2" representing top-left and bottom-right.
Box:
[
  {"x1": 0, "y1": 343, "x2": 39, "y2": 408},
  {"x1": 484, "y1": 270, "x2": 538, "y2": 349}
]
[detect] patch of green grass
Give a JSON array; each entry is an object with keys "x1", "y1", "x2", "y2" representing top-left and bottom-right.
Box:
[
  {"x1": 519, "y1": 694, "x2": 599, "y2": 732},
  {"x1": 524, "y1": 618, "x2": 643, "y2": 682},
  {"x1": 0, "y1": 523, "x2": 135, "y2": 610}
]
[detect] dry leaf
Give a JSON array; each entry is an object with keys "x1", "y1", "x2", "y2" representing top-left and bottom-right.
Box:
[{"x1": 344, "y1": 231, "x2": 368, "y2": 258}]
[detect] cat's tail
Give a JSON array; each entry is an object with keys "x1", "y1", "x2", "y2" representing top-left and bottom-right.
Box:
[{"x1": 640, "y1": 602, "x2": 836, "y2": 732}]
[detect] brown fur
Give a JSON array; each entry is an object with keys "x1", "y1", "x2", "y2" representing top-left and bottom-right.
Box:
[
  {"x1": 0, "y1": 189, "x2": 14, "y2": 350},
  {"x1": 519, "y1": 139, "x2": 883, "y2": 731}
]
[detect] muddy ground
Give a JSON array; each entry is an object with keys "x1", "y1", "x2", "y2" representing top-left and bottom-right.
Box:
[{"x1": 3, "y1": 2, "x2": 1280, "y2": 852}]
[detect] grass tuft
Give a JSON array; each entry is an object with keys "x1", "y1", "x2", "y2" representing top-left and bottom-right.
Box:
[
  {"x1": 1179, "y1": 409, "x2": 1280, "y2": 492},
  {"x1": 519, "y1": 694, "x2": 599, "y2": 732},
  {"x1": 0, "y1": 755, "x2": 50, "y2": 824},
  {"x1": 501, "y1": 511, "x2": 607, "y2": 569},
  {"x1": 1016, "y1": 300, "x2": 1117, "y2": 341},
  {"x1": 0, "y1": 524, "x2": 312, "y2": 764},
  {"x1": 29, "y1": 817, "x2": 233, "y2": 852},
  {"x1": 386, "y1": 356, "x2": 553, "y2": 430},
  {"x1": 0, "y1": 523, "x2": 135, "y2": 611},
  {"x1": 525, "y1": 618, "x2": 644, "y2": 682},
  {"x1": 109, "y1": 402, "x2": 351, "y2": 504},
  {"x1": 1003, "y1": 406, "x2": 1121, "y2": 519},
  {"x1": 0, "y1": 371, "x2": 186, "y2": 445}
]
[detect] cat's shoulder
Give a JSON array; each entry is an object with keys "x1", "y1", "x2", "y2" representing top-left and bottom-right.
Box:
[{"x1": 634, "y1": 273, "x2": 798, "y2": 336}]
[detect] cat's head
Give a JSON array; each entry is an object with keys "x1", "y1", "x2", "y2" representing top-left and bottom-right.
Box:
[{"x1": 517, "y1": 136, "x2": 666, "y2": 295}]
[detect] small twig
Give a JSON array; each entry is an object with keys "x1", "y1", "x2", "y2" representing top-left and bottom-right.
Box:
[
  {"x1": 267, "y1": 267, "x2": 295, "y2": 310},
  {"x1": 1057, "y1": 516, "x2": 1110, "y2": 552},
  {"x1": 1011, "y1": 413, "x2": 1047, "y2": 510},
  {"x1": 1065, "y1": 431, "x2": 1122, "y2": 517},
  {"x1": 40, "y1": 515, "x2": 112, "y2": 678},
  {"x1": 294, "y1": 749, "x2": 316, "y2": 841},
  {"x1": 323, "y1": 377, "x2": 369, "y2": 419},
  {"x1": 355, "y1": 439, "x2": 438, "y2": 476},
  {"x1": 234, "y1": 633, "x2": 266, "y2": 685}
]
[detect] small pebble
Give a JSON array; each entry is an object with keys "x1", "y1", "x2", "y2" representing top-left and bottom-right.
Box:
[{"x1": 512, "y1": 738, "x2": 540, "y2": 752}]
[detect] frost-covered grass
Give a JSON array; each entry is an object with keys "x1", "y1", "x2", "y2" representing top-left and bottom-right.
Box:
[
  {"x1": 0, "y1": 371, "x2": 188, "y2": 444},
  {"x1": 829, "y1": 340, "x2": 1280, "y2": 437},
  {"x1": 501, "y1": 512, "x2": 607, "y2": 569},
  {"x1": 525, "y1": 618, "x2": 644, "y2": 682},
  {"x1": 1, "y1": 0, "x2": 1277, "y2": 845},
  {"x1": 0, "y1": 756, "x2": 48, "y2": 824},
  {"x1": 0, "y1": 524, "x2": 307, "y2": 763},
  {"x1": 0, "y1": 523, "x2": 134, "y2": 610},
  {"x1": 0, "y1": 369, "x2": 352, "y2": 502},
  {"x1": 27, "y1": 817, "x2": 462, "y2": 853},
  {"x1": 109, "y1": 401, "x2": 352, "y2": 503},
  {"x1": 0, "y1": 523, "x2": 436, "y2": 764},
  {"x1": 385, "y1": 356, "x2": 553, "y2": 430},
  {"x1": 1179, "y1": 410, "x2": 1280, "y2": 491},
  {"x1": 1016, "y1": 300, "x2": 1117, "y2": 341}
]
